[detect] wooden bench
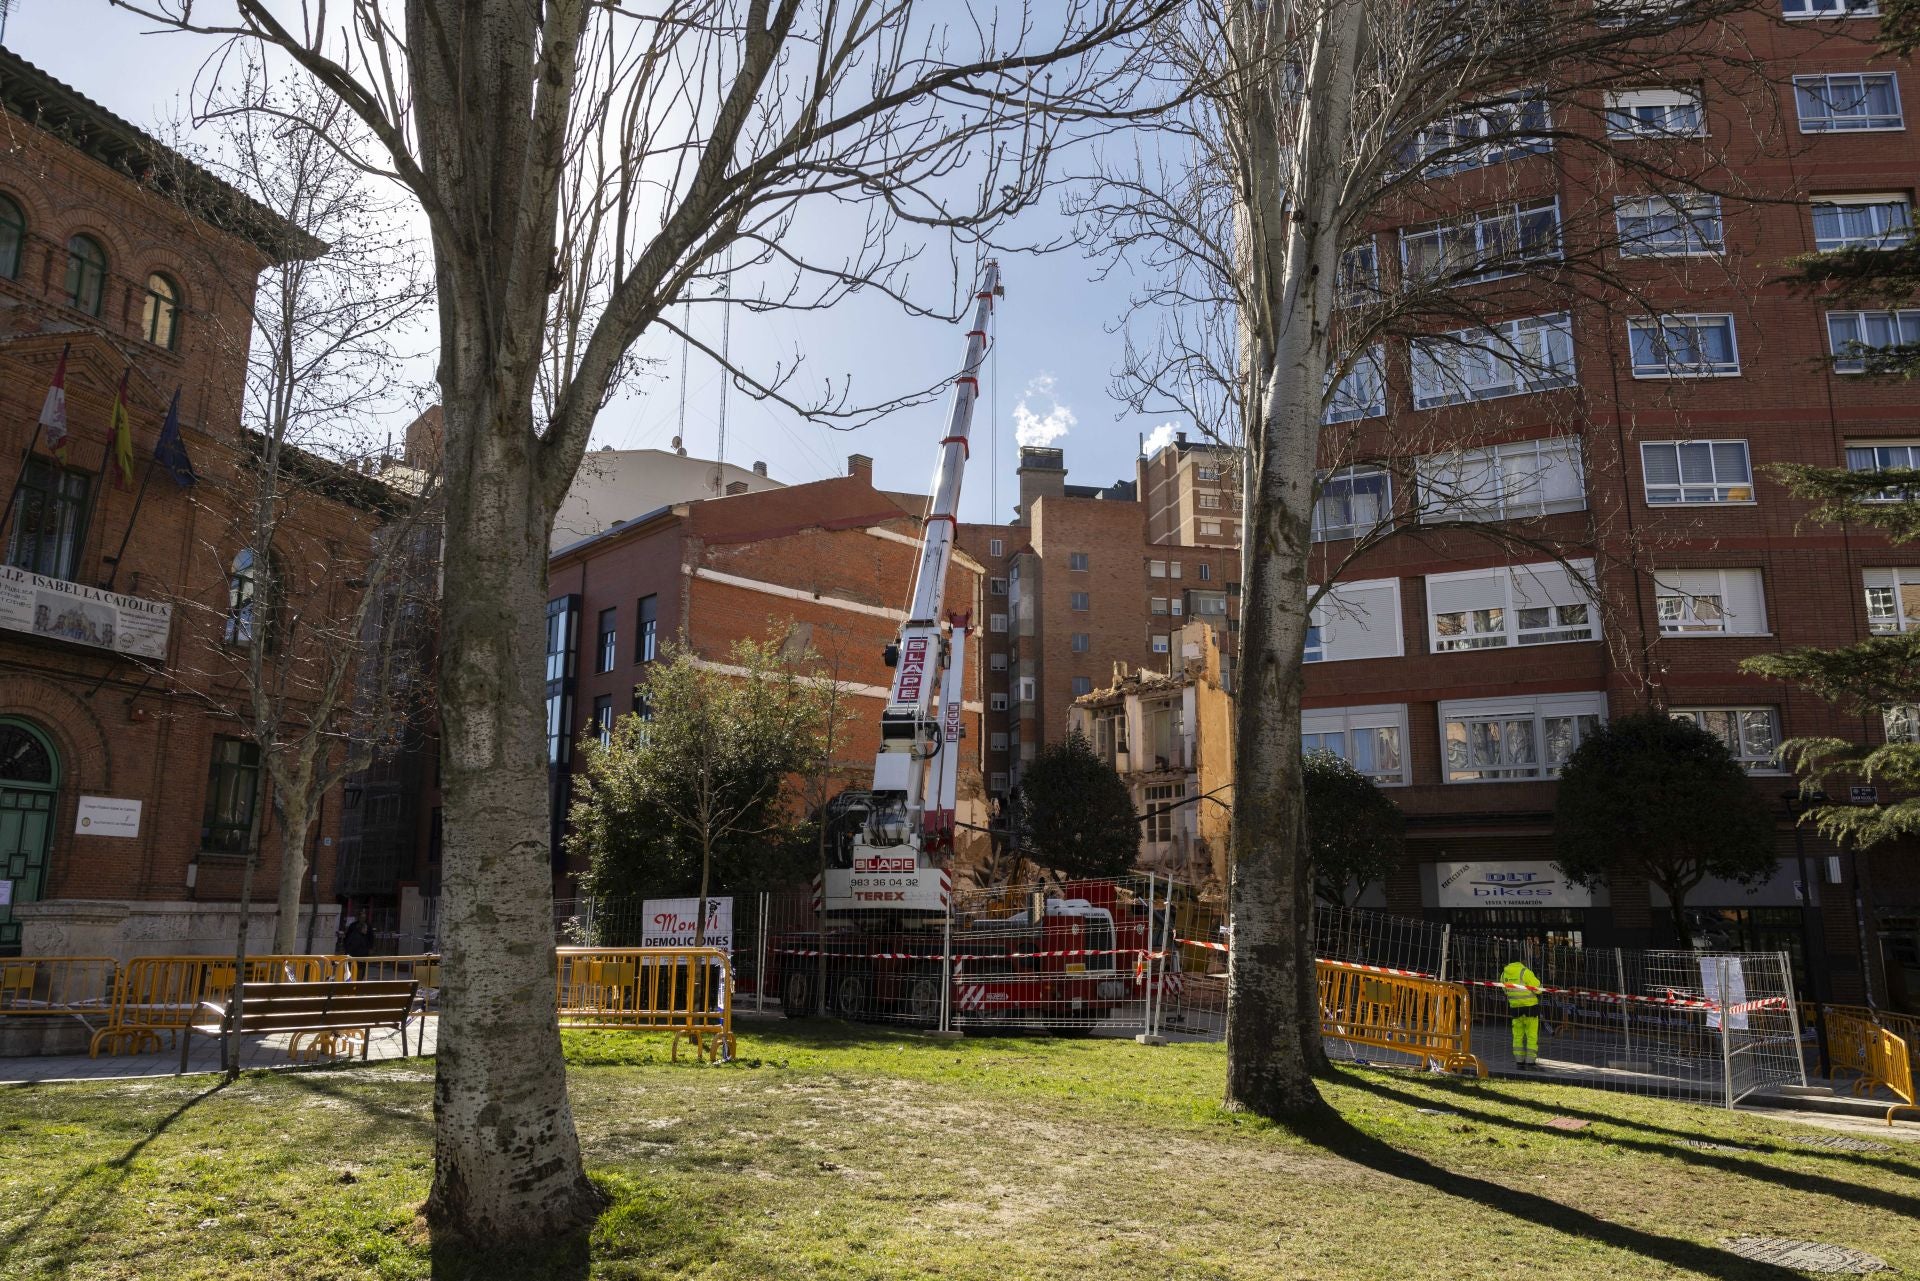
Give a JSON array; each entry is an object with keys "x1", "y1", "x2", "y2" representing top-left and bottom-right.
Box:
[{"x1": 178, "y1": 979, "x2": 419, "y2": 1074}]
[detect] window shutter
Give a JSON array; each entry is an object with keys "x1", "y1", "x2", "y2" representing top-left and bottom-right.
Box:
[
  {"x1": 1426, "y1": 568, "x2": 1505, "y2": 619},
  {"x1": 1721, "y1": 569, "x2": 1768, "y2": 634},
  {"x1": 1319, "y1": 579, "x2": 1403, "y2": 661}
]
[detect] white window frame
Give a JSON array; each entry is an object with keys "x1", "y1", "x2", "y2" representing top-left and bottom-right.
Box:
[
  {"x1": 1827, "y1": 309, "x2": 1920, "y2": 374},
  {"x1": 1197, "y1": 465, "x2": 1221, "y2": 482},
  {"x1": 1070, "y1": 591, "x2": 1090, "y2": 612},
  {"x1": 1306, "y1": 578, "x2": 1405, "y2": 665},
  {"x1": 1151, "y1": 634, "x2": 1170, "y2": 654},
  {"x1": 989, "y1": 538, "x2": 1004, "y2": 557},
  {"x1": 1812, "y1": 194, "x2": 1914, "y2": 250},
  {"x1": 1627, "y1": 314, "x2": 1740, "y2": 378},
  {"x1": 1653, "y1": 568, "x2": 1770, "y2": 635},
  {"x1": 1017, "y1": 676, "x2": 1036, "y2": 703},
  {"x1": 1197, "y1": 492, "x2": 1222, "y2": 509},
  {"x1": 1884, "y1": 704, "x2": 1920, "y2": 744},
  {"x1": 1338, "y1": 243, "x2": 1380, "y2": 306},
  {"x1": 1150, "y1": 597, "x2": 1170, "y2": 616},
  {"x1": 1639, "y1": 440, "x2": 1755, "y2": 505},
  {"x1": 990, "y1": 771, "x2": 1009, "y2": 793},
  {"x1": 1171, "y1": 598, "x2": 1185, "y2": 617},
  {"x1": 1615, "y1": 194, "x2": 1724, "y2": 256},
  {"x1": 1149, "y1": 559, "x2": 1167, "y2": 578},
  {"x1": 1069, "y1": 551, "x2": 1090, "y2": 571},
  {"x1": 1313, "y1": 464, "x2": 1394, "y2": 542},
  {"x1": 1426, "y1": 560, "x2": 1601, "y2": 653},
  {"x1": 990, "y1": 691, "x2": 1008, "y2": 712},
  {"x1": 989, "y1": 612, "x2": 1008, "y2": 633},
  {"x1": 1200, "y1": 520, "x2": 1221, "y2": 536},
  {"x1": 1399, "y1": 200, "x2": 1561, "y2": 288},
  {"x1": 1071, "y1": 631, "x2": 1092, "y2": 652},
  {"x1": 1197, "y1": 562, "x2": 1213, "y2": 582},
  {"x1": 1416, "y1": 436, "x2": 1587, "y2": 523},
  {"x1": 1302, "y1": 704, "x2": 1412, "y2": 786},
  {"x1": 1864, "y1": 567, "x2": 1920, "y2": 634},
  {"x1": 1794, "y1": 73, "x2": 1905, "y2": 133},
  {"x1": 1411, "y1": 313, "x2": 1576, "y2": 409},
  {"x1": 1324, "y1": 347, "x2": 1388, "y2": 424},
  {"x1": 1784, "y1": 0, "x2": 1879, "y2": 20},
  {"x1": 1845, "y1": 441, "x2": 1920, "y2": 502},
  {"x1": 1170, "y1": 562, "x2": 1183, "y2": 580},
  {"x1": 1439, "y1": 692, "x2": 1608, "y2": 783},
  {"x1": 1604, "y1": 87, "x2": 1706, "y2": 138},
  {"x1": 989, "y1": 576, "x2": 1008, "y2": 596},
  {"x1": 1670, "y1": 707, "x2": 1784, "y2": 773},
  {"x1": 1142, "y1": 781, "x2": 1185, "y2": 844},
  {"x1": 989, "y1": 653, "x2": 1008, "y2": 672},
  {"x1": 990, "y1": 732, "x2": 1008, "y2": 751},
  {"x1": 1400, "y1": 91, "x2": 1552, "y2": 178}
]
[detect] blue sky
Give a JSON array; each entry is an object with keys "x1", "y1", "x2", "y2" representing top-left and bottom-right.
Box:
[{"x1": 6, "y1": 4, "x2": 1194, "y2": 524}]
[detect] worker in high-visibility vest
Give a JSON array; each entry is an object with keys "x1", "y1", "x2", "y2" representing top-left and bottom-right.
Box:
[{"x1": 1501, "y1": 959, "x2": 1544, "y2": 1068}]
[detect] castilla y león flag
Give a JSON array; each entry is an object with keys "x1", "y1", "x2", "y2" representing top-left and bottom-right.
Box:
[
  {"x1": 39, "y1": 343, "x2": 69, "y2": 458},
  {"x1": 107, "y1": 369, "x2": 134, "y2": 490}
]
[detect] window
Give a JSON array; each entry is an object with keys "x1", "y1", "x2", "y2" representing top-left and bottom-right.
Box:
[
  {"x1": 546, "y1": 690, "x2": 574, "y2": 765},
  {"x1": 1411, "y1": 313, "x2": 1576, "y2": 409},
  {"x1": 633, "y1": 692, "x2": 652, "y2": 720},
  {"x1": 1671, "y1": 707, "x2": 1783, "y2": 772},
  {"x1": 1654, "y1": 568, "x2": 1769, "y2": 634},
  {"x1": 1795, "y1": 73, "x2": 1904, "y2": 132},
  {"x1": 1071, "y1": 677, "x2": 1093, "y2": 697},
  {"x1": 990, "y1": 731, "x2": 1009, "y2": 751},
  {"x1": 1605, "y1": 87, "x2": 1706, "y2": 138},
  {"x1": 1864, "y1": 567, "x2": 1920, "y2": 633},
  {"x1": 1338, "y1": 242, "x2": 1381, "y2": 306},
  {"x1": 1197, "y1": 464, "x2": 1222, "y2": 482},
  {"x1": 1171, "y1": 598, "x2": 1184, "y2": 617},
  {"x1": 1616, "y1": 194, "x2": 1724, "y2": 256},
  {"x1": 1198, "y1": 563, "x2": 1213, "y2": 582},
  {"x1": 1846, "y1": 442, "x2": 1920, "y2": 501},
  {"x1": 546, "y1": 597, "x2": 579, "y2": 682},
  {"x1": 990, "y1": 612, "x2": 1009, "y2": 633},
  {"x1": 1170, "y1": 561, "x2": 1183, "y2": 580},
  {"x1": 989, "y1": 576, "x2": 1008, "y2": 596},
  {"x1": 989, "y1": 538, "x2": 1004, "y2": 557},
  {"x1": 1812, "y1": 195, "x2": 1913, "y2": 250},
  {"x1": 1398, "y1": 92, "x2": 1551, "y2": 177},
  {"x1": 1884, "y1": 704, "x2": 1920, "y2": 743},
  {"x1": 1441, "y1": 692, "x2": 1607, "y2": 782},
  {"x1": 1305, "y1": 578, "x2": 1403, "y2": 664},
  {"x1": 1189, "y1": 590, "x2": 1229, "y2": 617},
  {"x1": 1639, "y1": 440, "x2": 1753, "y2": 504},
  {"x1": 143, "y1": 274, "x2": 180, "y2": 350},
  {"x1": 1070, "y1": 591, "x2": 1090, "y2": 611},
  {"x1": 592, "y1": 695, "x2": 614, "y2": 747},
  {"x1": 1417, "y1": 436, "x2": 1585, "y2": 523},
  {"x1": 201, "y1": 736, "x2": 263, "y2": 854},
  {"x1": 1827, "y1": 310, "x2": 1920, "y2": 374},
  {"x1": 1427, "y1": 560, "x2": 1599, "y2": 652},
  {"x1": 1200, "y1": 521, "x2": 1221, "y2": 536},
  {"x1": 1069, "y1": 552, "x2": 1090, "y2": 572},
  {"x1": 1144, "y1": 782, "x2": 1184, "y2": 843},
  {"x1": 1784, "y1": 0, "x2": 1879, "y2": 18},
  {"x1": 1072, "y1": 632, "x2": 1091, "y2": 652},
  {"x1": 990, "y1": 652, "x2": 1008, "y2": 672},
  {"x1": 1151, "y1": 634, "x2": 1171, "y2": 654},
  {"x1": 1399, "y1": 201, "x2": 1560, "y2": 288},
  {"x1": 63, "y1": 235, "x2": 106, "y2": 315},
  {"x1": 1151, "y1": 597, "x2": 1170, "y2": 616},
  {"x1": 1324, "y1": 347, "x2": 1387, "y2": 424},
  {"x1": 1627, "y1": 314, "x2": 1740, "y2": 377},
  {"x1": 991, "y1": 772, "x2": 1009, "y2": 793},
  {"x1": 990, "y1": 691, "x2": 1008, "y2": 711},
  {"x1": 225, "y1": 548, "x2": 278, "y2": 648},
  {"x1": 1017, "y1": 676, "x2": 1036, "y2": 703},
  {"x1": 635, "y1": 594, "x2": 658, "y2": 663},
  {"x1": 1197, "y1": 492, "x2": 1221, "y2": 509},
  {"x1": 1303, "y1": 704, "x2": 1411, "y2": 785},
  {"x1": 596, "y1": 607, "x2": 617, "y2": 673},
  {"x1": 1149, "y1": 560, "x2": 1167, "y2": 578},
  {"x1": 0, "y1": 195, "x2": 22, "y2": 278},
  {"x1": 5, "y1": 458, "x2": 89, "y2": 581}
]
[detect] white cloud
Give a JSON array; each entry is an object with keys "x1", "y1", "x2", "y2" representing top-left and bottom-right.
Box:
[
  {"x1": 1012, "y1": 374, "x2": 1076, "y2": 448},
  {"x1": 1142, "y1": 422, "x2": 1179, "y2": 457}
]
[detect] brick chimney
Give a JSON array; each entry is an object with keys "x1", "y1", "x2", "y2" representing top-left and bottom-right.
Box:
[
  {"x1": 847, "y1": 453, "x2": 874, "y2": 483},
  {"x1": 752, "y1": 460, "x2": 768, "y2": 477},
  {"x1": 1015, "y1": 446, "x2": 1066, "y2": 525}
]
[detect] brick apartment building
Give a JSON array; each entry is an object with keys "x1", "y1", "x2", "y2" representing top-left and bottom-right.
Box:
[
  {"x1": 543, "y1": 453, "x2": 989, "y2": 885},
  {"x1": 0, "y1": 48, "x2": 398, "y2": 959}
]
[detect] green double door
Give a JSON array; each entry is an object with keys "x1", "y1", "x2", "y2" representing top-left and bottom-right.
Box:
[{"x1": 0, "y1": 720, "x2": 59, "y2": 956}]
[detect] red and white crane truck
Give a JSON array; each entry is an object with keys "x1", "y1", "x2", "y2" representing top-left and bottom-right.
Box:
[{"x1": 768, "y1": 263, "x2": 1163, "y2": 1030}]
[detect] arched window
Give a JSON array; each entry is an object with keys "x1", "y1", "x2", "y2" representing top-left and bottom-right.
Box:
[
  {"x1": 0, "y1": 718, "x2": 59, "y2": 952},
  {"x1": 0, "y1": 196, "x2": 24, "y2": 280},
  {"x1": 225, "y1": 547, "x2": 282, "y2": 652},
  {"x1": 142, "y1": 273, "x2": 179, "y2": 350},
  {"x1": 63, "y1": 235, "x2": 106, "y2": 316}
]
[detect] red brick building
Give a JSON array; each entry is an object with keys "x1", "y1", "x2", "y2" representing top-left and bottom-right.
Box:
[
  {"x1": 0, "y1": 49, "x2": 386, "y2": 959},
  {"x1": 544, "y1": 454, "x2": 988, "y2": 885}
]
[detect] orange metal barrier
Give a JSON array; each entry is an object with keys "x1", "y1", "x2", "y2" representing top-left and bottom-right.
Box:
[
  {"x1": 1826, "y1": 1008, "x2": 1917, "y2": 1124},
  {"x1": 318, "y1": 955, "x2": 440, "y2": 1054},
  {"x1": 0, "y1": 957, "x2": 116, "y2": 1030},
  {"x1": 89, "y1": 955, "x2": 330, "y2": 1057},
  {"x1": 556, "y1": 947, "x2": 734, "y2": 1062},
  {"x1": 1318, "y1": 959, "x2": 1486, "y2": 1078}
]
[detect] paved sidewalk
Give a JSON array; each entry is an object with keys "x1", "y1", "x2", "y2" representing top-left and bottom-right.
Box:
[{"x1": 0, "y1": 1016, "x2": 436, "y2": 1084}]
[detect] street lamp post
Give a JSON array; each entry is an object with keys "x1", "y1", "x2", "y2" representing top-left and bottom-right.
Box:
[{"x1": 1784, "y1": 791, "x2": 1831, "y2": 1079}]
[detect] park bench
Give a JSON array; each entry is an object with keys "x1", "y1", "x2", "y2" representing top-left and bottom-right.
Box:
[{"x1": 178, "y1": 978, "x2": 419, "y2": 1074}]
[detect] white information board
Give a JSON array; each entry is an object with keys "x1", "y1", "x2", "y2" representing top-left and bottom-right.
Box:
[{"x1": 75, "y1": 796, "x2": 143, "y2": 838}]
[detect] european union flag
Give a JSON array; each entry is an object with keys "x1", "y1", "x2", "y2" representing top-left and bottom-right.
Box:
[{"x1": 152, "y1": 389, "x2": 196, "y2": 488}]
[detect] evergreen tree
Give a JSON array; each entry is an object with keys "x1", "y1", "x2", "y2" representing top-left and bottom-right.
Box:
[
  {"x1": 1016, "y1": 730, "x2": 1142, "y2": 881},
  {"x1": 1553, "y1": 712, "x2": 1775, "y2": 946},
  {"x1": 1301, "y1": 751, "x2": 1404, "y2": 907}
]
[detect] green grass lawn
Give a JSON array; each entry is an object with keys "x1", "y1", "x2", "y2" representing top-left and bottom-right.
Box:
[{"x1": 2, "y1": 1021, "x2": 1917, "y2": 1280}]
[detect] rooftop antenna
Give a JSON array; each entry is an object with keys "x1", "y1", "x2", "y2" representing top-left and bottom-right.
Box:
[
  {"x1": 0, "y1": 1, "x2": 15, "y2": 42},
  {"x1": 715, "y1": 250, "x2": 733, "y2": 491},
  {"x1": 675, "y1": 298, "x2": 690, "y2": 464}
]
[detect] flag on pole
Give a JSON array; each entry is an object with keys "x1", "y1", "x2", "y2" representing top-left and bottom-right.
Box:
[
  {"x1": 108, "y1": 369, "x2": 134, "y2": 490},
  {"x1": 39, "y1": 344, "x2": 69, "y2": 459},
  {"x1": 152, "y1": 388, "x2": 196, "y2": 487}
]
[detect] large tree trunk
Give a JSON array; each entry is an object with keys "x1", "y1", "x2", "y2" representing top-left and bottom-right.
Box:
[
  {"x1": 1223, "y1": 0, "x2": 1366, "y2": 1119},
  {"x1": 426, "y1": 411, "x2": 599, "y2": 1240},
  {"x1": 271, "y1": 790, "x2": 311, "y2": 954}
]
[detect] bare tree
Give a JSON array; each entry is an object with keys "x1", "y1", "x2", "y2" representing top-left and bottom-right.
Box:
[
  {"x1": 1074, "y1": 0, "x2": 1783, "y2": 1117},
  {"x1": 115, "y1": 0, "x2": 1177, "y2": 1244}
]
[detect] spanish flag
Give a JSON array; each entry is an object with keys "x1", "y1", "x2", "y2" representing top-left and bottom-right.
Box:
[{"x1": 108, "y1": 369, "x2": 134, "y2": 490}]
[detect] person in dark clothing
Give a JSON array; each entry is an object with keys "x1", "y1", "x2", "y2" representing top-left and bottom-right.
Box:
[{"x1": 340, "y1": 917, "x2": 375, "y2": 958}]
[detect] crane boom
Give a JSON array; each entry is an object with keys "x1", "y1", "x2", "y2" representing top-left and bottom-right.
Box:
[{"x1": 823, "y1": 261, "x2": 1001, "y2": 915}]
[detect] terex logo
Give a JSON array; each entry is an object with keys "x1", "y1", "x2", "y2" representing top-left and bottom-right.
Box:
[
  {"x1": 894, "y1": 636, "x2": 930, "y2": 703},
  {"x1": 855, "y1": 856, "x2": 918, "y2": 874}
]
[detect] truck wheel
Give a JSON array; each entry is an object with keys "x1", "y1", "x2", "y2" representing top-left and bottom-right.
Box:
[
  {"x1": 831, "y1": 974, "x2": 868, "y2": 1019},
  {"x1": 905, "y1": 976, "x2": 941, "y2": 1026},
  {"x1": 781, "y1": 969, "x2": 813, "y2": 1018}
]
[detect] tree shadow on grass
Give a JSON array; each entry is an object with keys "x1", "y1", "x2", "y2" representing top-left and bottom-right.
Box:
[
  {"x1": 279, "y1": 1068, "x2": 434, "y2": 1135},
  {"x1": 0, "y1": 1078, "x2": 228, "y2": 1273},
  {"x1": 1289, "y1": 1096, "x2": 1819, "y2": 1281},
  {"x1": 1338, "y1": 1072, "x2": 1920, "y2": 1224}
]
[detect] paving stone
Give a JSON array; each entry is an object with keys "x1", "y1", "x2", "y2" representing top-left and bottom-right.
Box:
[
  {"x1": 1546, "y1": 1116, "x2": 1590, "y2": 1130},
  {"x1": 1720, "y1": 1236, "x2": 1891, "y2": 1274}
]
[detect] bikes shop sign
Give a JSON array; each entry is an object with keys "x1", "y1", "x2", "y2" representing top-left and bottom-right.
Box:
[
  {"x1": 1432, "y1": 860, "x2": 1593, "y2": 909},
  {"x1": 0, "y1": 564, "x2": 172, "y2": 660}
]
